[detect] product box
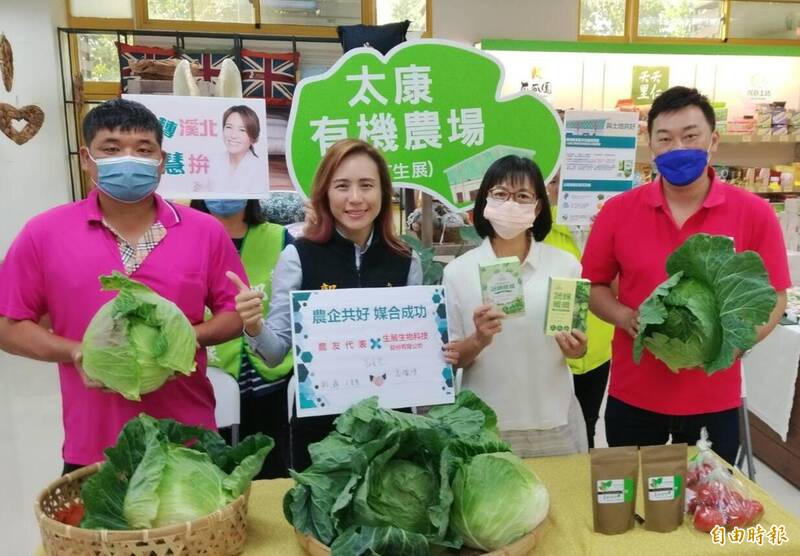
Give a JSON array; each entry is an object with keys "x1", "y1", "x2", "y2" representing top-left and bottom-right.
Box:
[
  {"x1": 772, "y1": 124, "x2": 789, "y2": 136},
  {"x1": 545, "y1": 277, "x2": 590, "y2": 335},
  {"x1": 756, "y1": 111, "x2": 772, "y2": 128},
  {"x1": 727, "y1": 118, "x2": 755, "y2": 134},
  {"x1": 772, "y1": 110, "x2": 789, "y2": 126},
  {"x1": 479, "y1": 257, "x2": 525, "y2": 317}
]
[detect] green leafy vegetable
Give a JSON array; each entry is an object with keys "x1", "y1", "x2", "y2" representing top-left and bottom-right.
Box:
[
  {"x1": 82, "y1": 272, "x2": 197, "y2": 400},
  {"x1": 285, "y1": 391, "x2": 548, "y2": 555},
  {"x1": 449, "y1": 452, "x2": 549, "y2": 551},
  {"x1": 80, "y1": 414, "x2": 272, "y2": 530},
  {"x1": 633, "y1": 234, "x2": 777, "y2": 374}
]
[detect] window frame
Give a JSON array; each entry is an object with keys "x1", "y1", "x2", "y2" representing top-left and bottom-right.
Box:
[
  {"x1": 66, "y1": 0, "x2": 432, "y2": 99},
  {"x1": 579, "y1": 0, "x2": 800, "y2": 46},
  {"x1": 66, "y1": 1, "x2": 432, "y2": 37},
  {"x1": 577, "y1": 0, "x2": 634, "y2": 43}
]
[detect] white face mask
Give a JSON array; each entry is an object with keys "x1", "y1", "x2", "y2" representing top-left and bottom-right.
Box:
[{"x1": 483, "y1": 197, "x2": 539, "y2": 240}]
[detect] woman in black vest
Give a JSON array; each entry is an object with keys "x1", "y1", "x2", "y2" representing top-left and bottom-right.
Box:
[{"x1": 228, "y1": 138, "x2": 444, "y2": 471}]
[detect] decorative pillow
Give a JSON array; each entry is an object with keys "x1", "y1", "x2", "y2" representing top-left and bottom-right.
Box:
[
  {"x1": 261, "y1": 192, "x2": 305, "y2": 224},
  {"x1": 240, "y1": 49, "x2": 299, "y2": 107},
  {"x1": 177, "y1": 48, "x2": 236, "y2": 85},
  {"x1": 336, "y1": 20, "x2": 410, "y2": 55},
  {"x1": 116, "y1": 42, "x2": 176, "y2": 93}
]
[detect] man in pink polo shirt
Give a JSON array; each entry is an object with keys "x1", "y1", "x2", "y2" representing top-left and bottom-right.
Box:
[
  {"x1": 582, "y1": 87, "x2": 790, "y2": 464},
  {"x1": 0, "y1": 99, "x2": 248, "y2": 473}
]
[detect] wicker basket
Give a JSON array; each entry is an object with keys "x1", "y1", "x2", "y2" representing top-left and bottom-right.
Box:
[
  {"x1": 296, "y1": 518, "x2": 547, "y2": 556},
  {"x1": 34, "y1": 463, "x2": 250, "y2": 556}
]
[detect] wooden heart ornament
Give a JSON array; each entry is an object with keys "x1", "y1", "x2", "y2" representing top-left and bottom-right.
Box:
[
  {"x1": 0, "y1": 33, "x2": 12, "y2": 92},
  {"x1": 0, "y1": 103, "x2": 45, "y2": 145}
]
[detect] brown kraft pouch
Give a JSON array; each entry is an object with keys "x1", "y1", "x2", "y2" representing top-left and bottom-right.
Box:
[
  {"x1": 590, "y1": 446, "x2": 639, "y2": 535},
  {"x1": 641, "y1": 443, "x2": 687, "y2": 532}
]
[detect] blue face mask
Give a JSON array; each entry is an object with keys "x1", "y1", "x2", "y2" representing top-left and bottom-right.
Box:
[
  {"x1": 89, "y1": 153, "x2": 162, "y2": 203},
  {"x1": 653, "y1": 148, "x2": 709, "y2": 187},
  {"x1": 206, "y1": 199, "x2": 247, "y2": 217}
]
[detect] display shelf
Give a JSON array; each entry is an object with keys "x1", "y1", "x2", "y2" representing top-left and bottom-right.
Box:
[
  {"x1": 755, "y1": 191, "x2": 800, "y2": 198},
  {"x1": 635, "y1": 134, "x2": 800, "y2": 148}
]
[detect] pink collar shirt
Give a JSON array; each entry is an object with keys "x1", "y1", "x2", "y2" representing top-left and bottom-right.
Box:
[{"x1": 0, "y1": 190, "x2": 247, "y2": 465}]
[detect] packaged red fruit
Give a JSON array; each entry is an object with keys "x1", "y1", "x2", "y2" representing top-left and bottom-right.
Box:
[{"x1": 685, "y1": 428, "x2": 765, "y2": 531}]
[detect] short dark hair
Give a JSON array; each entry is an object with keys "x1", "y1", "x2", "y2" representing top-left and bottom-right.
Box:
[
  {"x1": 190, "y1": 199, "x2": 266, "y2": 227},
  {"x1": 472, "y1": 155, "x2": 552, "y2": 242},
  {"x1": 82, "y1": 98, "x2": 163, "y2": 146},
  {"x1": 648, "y1": 86, "x2": 715, "y2": 136}
]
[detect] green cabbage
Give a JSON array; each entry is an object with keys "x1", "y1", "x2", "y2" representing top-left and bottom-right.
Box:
[
  {"x1": 284, "y1": 391, "x2": 547, "y2": 555},
  {"x1": 81, "y1": 414, "x2": 273, "y2": 530},
  {"x1": 81, "y1": 272, "x2": 197, "y2": 400},
  {"x1": 450, "y1": 452, "x2": 549, "y2": 551},
  {"x1": 634, "y1": 234, "x2": 777, "y2": 374}
]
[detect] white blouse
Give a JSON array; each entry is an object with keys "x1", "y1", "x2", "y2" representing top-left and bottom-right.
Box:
[
  {"x1": 444, "y1": 237, "x2": 580, "y2": 431},
  {"x1": 199, "y1": 150, "x2": 268, "y2": 195}
]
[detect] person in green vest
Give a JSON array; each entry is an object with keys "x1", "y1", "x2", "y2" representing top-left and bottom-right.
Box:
[
  {"x1": 543, "y1": 179, "x2": 614, "y2": 449},
  {"x1": 191, "y1": 198, "x2": 294, "y2": 478}
]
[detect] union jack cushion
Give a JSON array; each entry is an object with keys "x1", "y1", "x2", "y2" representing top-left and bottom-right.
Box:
[
  {"x1": 240, "y1": 49, "x2": 299, "y2": 107},
  {"x1": 177, "y1": 49, "x2": 236, "y2": 84},
  {"x1": 115, "y1": 42, "x2": 176, "y2": 93}
]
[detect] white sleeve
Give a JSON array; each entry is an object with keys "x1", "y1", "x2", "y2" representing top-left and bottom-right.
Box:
[
  {"x1": 244, "y1": 244, "x2": 301, "y2": 367},
  {"x1": 443, "y1": 265, "x2": 467, "y2": 342},
  {"x1": 407, "y1": 251, "x2": 423, "y2": 285}
]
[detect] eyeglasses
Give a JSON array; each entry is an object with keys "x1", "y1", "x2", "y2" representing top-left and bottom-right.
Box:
[{"x1": 488, "y1": 188, "x2": 537, "y2": 205}]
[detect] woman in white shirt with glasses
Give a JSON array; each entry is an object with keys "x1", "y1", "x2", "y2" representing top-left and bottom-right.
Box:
[{"x1": 444, "y1": 155, "x2": 589, "y2": 457}]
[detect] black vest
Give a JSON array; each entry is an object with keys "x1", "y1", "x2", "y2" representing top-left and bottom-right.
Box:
[{"x1": 294, "y1": 231, "x2": 411, "y2": 290}]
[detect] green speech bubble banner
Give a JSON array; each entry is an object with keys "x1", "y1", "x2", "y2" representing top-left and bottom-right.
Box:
[{"x1": 286, "y1": 40, "x2": 563, "y2": 211}]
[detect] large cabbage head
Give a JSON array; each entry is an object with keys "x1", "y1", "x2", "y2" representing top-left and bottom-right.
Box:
[
  {"x1": 633, "y1": 234, "x2": 777, "y2": 374},
  {"x1": 81, "y1": 414, "x2": 273, "y2": 530},
  {"x1": 352, "y1": 447, "x2": 441, "y2": 536},
  {"x1": 450, "y1": 452, "x2": 549, "y2": 551},
  {"x1": 82, "y1": 272, "x2": 197, "y2": 400}
]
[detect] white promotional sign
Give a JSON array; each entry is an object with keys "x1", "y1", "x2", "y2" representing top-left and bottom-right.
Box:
[
  {"x1": 558, "y1": 110, "x2": 639, "y2": 226},
  {"x1": 290, "y1": 286, "x2": 455, "y2": 417},
  {"x1": 124, "y1": 94, "x2": 270, "y2": 199}
]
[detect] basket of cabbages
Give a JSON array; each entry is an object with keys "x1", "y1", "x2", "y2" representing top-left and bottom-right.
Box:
[{"x1": 35, "y1": 414, "x2": 272, "y2": 556}]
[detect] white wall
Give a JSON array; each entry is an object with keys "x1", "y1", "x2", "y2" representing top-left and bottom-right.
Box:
[
  {"x1": 432, "y1": 0, "x2": 579, "y2": 45},
  {"x1": 0, "y1": 0, "x2": 70, "y2": 256}
]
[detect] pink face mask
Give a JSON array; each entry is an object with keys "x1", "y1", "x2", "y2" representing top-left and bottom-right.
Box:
[{"x1": 483, "y1": 197, "x2": 539, "y2": 240}]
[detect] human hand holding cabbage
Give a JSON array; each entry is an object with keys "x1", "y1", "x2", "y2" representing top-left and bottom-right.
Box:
[
  {"x1": 225, "y1": 271, "x2": 265, "y2": 337},
  {"x1": 69, "y1": 343, "x2": 105, "y2": 390},
  {"x1": 614, "y1": 305, "x2": 640, "y2": 338}
]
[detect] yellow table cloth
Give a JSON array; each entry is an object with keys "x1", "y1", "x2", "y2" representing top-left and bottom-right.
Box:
[
  {"x1": 243, "y1": 453, "x2": 800, "y2": 555},
  {"x1": 35, "y1": 453, "x2": 800, "y2": 555}
]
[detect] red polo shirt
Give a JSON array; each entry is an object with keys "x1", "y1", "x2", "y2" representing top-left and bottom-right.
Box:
[{"x1": 581, "y1": 169, "x2": 791, "y2": 415}]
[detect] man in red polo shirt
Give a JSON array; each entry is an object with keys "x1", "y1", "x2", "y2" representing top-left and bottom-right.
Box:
[{"x1": 582, "y1": 86, "x2": 790, "y2": 464}]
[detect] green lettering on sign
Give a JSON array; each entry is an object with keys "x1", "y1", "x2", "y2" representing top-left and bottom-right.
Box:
[{"x1": 287, "y1": 40, "x2": 563, "y2": 210}]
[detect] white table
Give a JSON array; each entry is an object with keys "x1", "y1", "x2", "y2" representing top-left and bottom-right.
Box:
[{"x1": 744, "y1": 324, "x2": 800, "y2": 441}]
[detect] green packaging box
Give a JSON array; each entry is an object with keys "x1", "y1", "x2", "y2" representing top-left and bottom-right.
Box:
[
  {"x1": 479, "y1": 257, "x2": 525, "y2": 317},
  {"x1": 545, "y1": 277, "x2": 590, "y2": 335}
]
